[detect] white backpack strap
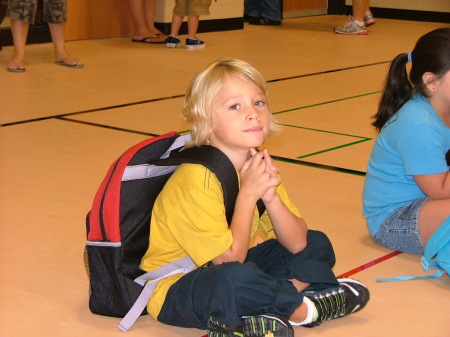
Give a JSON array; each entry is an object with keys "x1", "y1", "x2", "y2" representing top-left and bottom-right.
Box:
[{"x1": 117, "y1": 256, "x2": 196, "y2": 332}]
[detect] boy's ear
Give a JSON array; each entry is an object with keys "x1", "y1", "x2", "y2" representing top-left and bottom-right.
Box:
[{"x1": 422, "y1": 72, "x2": 438, "y2": 92}]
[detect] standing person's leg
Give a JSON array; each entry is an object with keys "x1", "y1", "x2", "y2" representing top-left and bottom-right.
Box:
[
  {"x1": 334, "y1": 0, "x2": 369, "y2": 35},
  {"x1": 7, "y1": 19, "x2": 28, "y2": 71},
  {"x1": 184, "y1": 0, "x2": 207, "y2": 48},
  {"x1": 127, "y1": 0, "x2": 165, "y2": 43},
  {"x1": 143, "y1": 0, "x2": 166, "y2": 38},
  {"x1": 246, "y1": 0, "x2": 281, "y2": 25},
  {"x1": 244, "y1": 0, "x2": 260, "y2": 20},
  {"x1": 259, "y1": 0, "x2": 281, "y2": 24},
  {"x1": 363, "y1": 0, "x2": 376, "y2": 26},
  {"x1": 186, "y1": 15, "x2": 199, "y2": 39},
  {"x1": 185, "y1": 15, "x2": 205, "y2": 49},
  {"x1": 45, "y1": 0, "x2": 82, "y2": 67},
  {"x1": 166, "y1": 14, "x2": 183, "y2": 48},
  {"x1": 352, "y1": 0, "x2": 368, "y2": 23},
  {"x1": 6, "y1": 0, "x2": 37, "y2": 72}
]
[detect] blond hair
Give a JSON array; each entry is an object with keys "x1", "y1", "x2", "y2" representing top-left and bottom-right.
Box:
[{"x1": 182, "y1": 59, "x2": 281, "y2": 147}]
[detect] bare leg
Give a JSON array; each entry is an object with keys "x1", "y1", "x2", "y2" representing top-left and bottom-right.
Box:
[
  {"x1": 48, "y1": 22, "x2": 82, "y2": 66},
  {"x1": 289, "y1": 302, "x2": 308, "y2": 322},
  {"x1": 352, "y1": 0, "x2": 369, "y2": 22},
  {"x1": 8, "y1": 19, "x2": 28, "y2": 71},
  {"x1": 170, "y1": 14, "x2": 183, "y2": 36},
  {"x1": 143, "y1": 0, "x2": 165, "y2": 37},
  {"x1": 127, "y1": 0, "x2": 165, "y2": 41},
  {"x1": 289, "y1": 279, "x2": 310, "y2": 292},
  {"x1": 418, "y1": 199, "x2": 450, "y2": 246},
  {"x1": 187, "y1": 15, "x2": 199, "y2": 39}
]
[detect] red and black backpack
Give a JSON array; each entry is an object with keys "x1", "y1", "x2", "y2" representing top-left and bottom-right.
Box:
[{"x1": 84, "y1": 131, "x2": 261, "y2": 330}]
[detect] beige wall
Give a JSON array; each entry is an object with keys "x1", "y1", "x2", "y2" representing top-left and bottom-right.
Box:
[
  {"x1": 283, "y1": 0, "x2": 327, "y2": 18},
  {"x1": 346, "y1": 0, "x2": 450, "y2": 12},
  {"x1": 66, "y1": 0, "x2": 246, "y2": 40}
]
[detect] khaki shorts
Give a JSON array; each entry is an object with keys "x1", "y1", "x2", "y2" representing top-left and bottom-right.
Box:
[{"x1": 173, "y1": 0, "x2": 212, "y2": 17}]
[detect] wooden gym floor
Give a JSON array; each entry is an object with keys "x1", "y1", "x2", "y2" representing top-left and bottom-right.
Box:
[{"x1": 1, "y1": 15, "x2": 449, "y2": 337}]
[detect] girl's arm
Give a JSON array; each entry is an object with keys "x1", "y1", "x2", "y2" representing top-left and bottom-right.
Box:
[{"x1": 414, "y1": 171, "x2": 450, "y2": 199}]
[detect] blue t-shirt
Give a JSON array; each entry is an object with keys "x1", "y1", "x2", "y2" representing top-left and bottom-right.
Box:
[{"x1": 363, "y1": 93, "x2": 450, "y2": 235}]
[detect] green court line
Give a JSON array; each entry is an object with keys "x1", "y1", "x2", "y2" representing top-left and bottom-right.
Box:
[
  {"x1": 272, "y1": 156, "x2": 366, "y2": 177},
  {"x1": 273, "y1": 91, "x2": 382, "y2": 116},
  {"x1": 297, "y1": 138, "x2": 372, "y2": 159},
  {"x1": 279, "y1": 123, "x2": 372, "y2": 139}
]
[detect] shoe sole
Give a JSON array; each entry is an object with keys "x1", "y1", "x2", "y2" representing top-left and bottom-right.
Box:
[
  {"x1": 242, "y1": 315, "x2": 294, "y2": 337},
  {"x1": 334, "y1": 29, "x2": 368, "y2": 35},
  {"x1": 186, "y1": 44, "x2": 206, "y2": 50},
  {"x1": 207, "y1": 315, "x2": 294, "y2": 337},
  {"x1": 338, "y1": 278, "x2": 370, "y2": 314},
  {"x1": 166, "y1": 43, "x2": 181, "y2": 48}
]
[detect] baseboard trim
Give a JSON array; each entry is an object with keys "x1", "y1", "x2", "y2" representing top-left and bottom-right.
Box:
[
  {"x1": 345, "y1": 6, "x2": 450, "y2": 24},
  {"x1": 0, "y1": 17, "x2": 244, "y2": 47}
]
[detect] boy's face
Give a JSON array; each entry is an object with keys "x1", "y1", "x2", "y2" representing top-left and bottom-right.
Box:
[{"x1": 209, "y1": 75, "x2": 270, "y2": 154}]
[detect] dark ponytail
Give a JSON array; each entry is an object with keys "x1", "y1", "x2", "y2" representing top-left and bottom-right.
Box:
[
  {"x1": 372, "y1": 53, "x2": 411, "y2": 131},
  {"x1": 372, "y1": 28, "x2": 450, "y2": 132}
]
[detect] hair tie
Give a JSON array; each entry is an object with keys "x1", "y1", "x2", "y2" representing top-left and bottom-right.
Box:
[{"x1": 407, "y1": 52, "x2": 412, "y2": 63}]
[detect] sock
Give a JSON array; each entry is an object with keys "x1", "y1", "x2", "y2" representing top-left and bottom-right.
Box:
[
  {"x1": 289, "y1": 296, "x2": 318, "y2": 326},
  {"x1": 354, "y1": 19, "x2": 365, "y2": 27}
]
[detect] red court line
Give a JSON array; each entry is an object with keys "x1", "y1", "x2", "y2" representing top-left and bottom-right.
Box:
[
  {"x1": 337, "y1": 250, "x2": 403, "y2": 278},
  {"x1": 199, "y1": 251, "x2": 403, "y2": 337}
]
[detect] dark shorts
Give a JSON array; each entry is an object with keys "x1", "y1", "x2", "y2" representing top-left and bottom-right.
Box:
[{"x1": 158, "y1": 230, "x2": 339, "y2": 329}]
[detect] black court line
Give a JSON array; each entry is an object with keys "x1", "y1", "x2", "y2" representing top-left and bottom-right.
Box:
[
  {"x1": 1, "y1": 62, "x2": 390, "y2": 128},
  {"x1": 266, "y1": 61, "x2": 389, "y2": 83},
  {"x1": 59, "y1": 117, "x2": 367, "y2": 177},
  {"x1": 0, "y1": 95, "x2": 185, "y2": 128}
]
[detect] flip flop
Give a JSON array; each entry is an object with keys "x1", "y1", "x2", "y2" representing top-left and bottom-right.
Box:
[
  {"x1": 7, "y1": 62, "x2": 26, "y2": 73},
  {"x1": 55, "y1": 59, "x2": 84, "y2": 68},
  {"x1": 131, "y1": 36, "x2": 166, "y2": 44}
]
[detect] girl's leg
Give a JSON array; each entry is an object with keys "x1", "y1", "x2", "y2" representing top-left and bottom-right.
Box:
[
  {"x1": 8, "y1": 19, "x2": 28, "y2": 70},
  {"x1": 418, "y1": 199, "x2": 450, "y2": 246}
]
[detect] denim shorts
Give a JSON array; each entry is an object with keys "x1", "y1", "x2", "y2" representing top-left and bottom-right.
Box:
[{"x1": 373, "y1": 196, "x2": 428, "y2": 255}]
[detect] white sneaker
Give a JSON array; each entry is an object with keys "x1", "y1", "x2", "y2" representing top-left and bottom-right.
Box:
[{"x1": 334, "y1": 16, "x2": 368, "y2": 35}]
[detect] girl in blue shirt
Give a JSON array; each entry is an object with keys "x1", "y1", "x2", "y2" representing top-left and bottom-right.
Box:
[{"x1": 363, "y1": 28, "x2": 450, "y2": 254}]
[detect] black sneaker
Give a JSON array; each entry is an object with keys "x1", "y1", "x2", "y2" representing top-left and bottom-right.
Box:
[
  {"x1": 186, "y1": 38, "x2": 205, "y2": 50},
  {"x1": 301, "y1": 278, "x2": 370, "y2": 327},
  {"x1": 166, "y1": 35, "x2": 181, "y2": 48},
  {"x1": 247, "y1": 16, "x2": 281, "y2": 26},
  {"x1": 207, "y1": 314, "x2": 294, "y2": 337}
]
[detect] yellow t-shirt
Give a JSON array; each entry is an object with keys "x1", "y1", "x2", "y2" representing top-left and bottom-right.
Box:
[{"x1": 139, "y1": 163, "x2": 301, "y2": 320}]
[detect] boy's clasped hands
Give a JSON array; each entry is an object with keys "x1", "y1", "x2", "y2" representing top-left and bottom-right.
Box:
[{"x1": 241, "y1": 148, "x2": 281, "y2": 203}]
